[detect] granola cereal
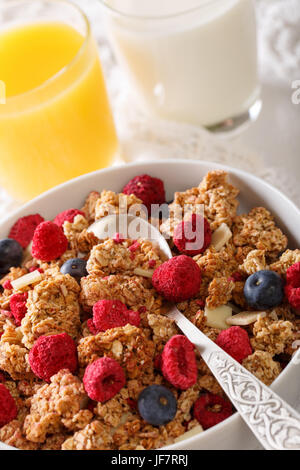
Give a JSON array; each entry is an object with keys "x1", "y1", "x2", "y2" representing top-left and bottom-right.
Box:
[
  {"x1": 242, "y1": 351, "x2": 281, "y2": 386},
  {"x1": 21, "y1": 274, "x2": 81, "y2": 349},
  {"x1": 240, "y1": 249, "x2": 268, "y2": 275},
  {"x1": 95, "y1": 190, "x2": 143, "y2": 220},
  {"x1": 233, "y1": 207, "x2": 288, "y2": 259},
  {"x1": 87, "y1": 238, "x2": 162, "y2": 277},
  {"x1": 251, "y1": 316, "x2": 294, "y2": 356},
  {"x1": 78, "y1": 324, "x2": 155, "y2": 380},
  {"x1": 0, "y1": 170, "x2": 299, "y2": 450},
  {"x1": 23, "y1": 370, "x2": 92, "y2": 443}
]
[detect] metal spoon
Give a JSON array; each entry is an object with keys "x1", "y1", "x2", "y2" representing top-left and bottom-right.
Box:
[{"x1": 88, "y1": 214, "x2": 300, "y2": 450}]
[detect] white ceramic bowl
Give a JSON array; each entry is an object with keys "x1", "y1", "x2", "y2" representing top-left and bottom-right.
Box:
[{"x1": 0, "y1": 159, "x2": 299, "y2": 450}]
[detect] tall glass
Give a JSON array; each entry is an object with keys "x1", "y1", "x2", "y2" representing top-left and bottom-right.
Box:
[
  {"x1": 0, "y1": 0, "x2": 118, "y2": 202},
  {"x1": 100, "y1": 0, "x2": 261, "y2": 133}
]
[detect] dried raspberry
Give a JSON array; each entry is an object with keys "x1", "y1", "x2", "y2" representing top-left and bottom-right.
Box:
[
  {"x1": 0, "y1": 383, "x2": 17, "y2": 427},
  {"x1": 127, "y1": 398, "x2": 138, "y2": 410},
  {"x1": 173, "y1": 214, "x2": 212, "y2": 256},
  {"x1": 92, "y1": 300, "x2": 140, "y2": 332},
  {"x1": 29, "y1": 266, "x2": 44, "y2": 273},
  {"x1": 123, "y1": 174, "x2": 166, "y2": 213},
  {"x1": 285, "y1": 262, "x2": 300, "y2": 309},
  {"x1": 152, "y1": 255, "x2": 202, "y2": 302},
  {"x1": 113, "y1": 233, "x2": 125, "y2": 244},
  {"x1": 154, "y1": 354, "x2": 162, "y2": 371},
  {"x1": 53, "y1": 209, "x2": 85, "y2": 227},
  {"x1": 28, "y1": 333, "x2": 78, "y2": 382},
  {"x1": 216, "y1": 326, "x2": 252, "y2": 363},
  {"x1": 193, "y1": 393, "x2": 233, "y2": 430},
  {"x1": 3, "y1": 280, "x2": 12, "y2": 290},
  {"x1": 87, "y1": 318, "x2": 98, "y2": 335},
  {"x1": 10, "y1": 292, "x2": 28, "y2": 326},
  {"x1": 161, "y1": 335, "x2": 197, "y2": 390},
  {"x1": 83, "y1": 357, "x2": 126, "y2": 402},
  {"x1": 9, "y1": 214, "x2": 44, "y2": 249},
  {"x1": 127, "y1": 310, "x2": 141, "y2": 327},
  {"x1": 1, "y1": 309, "x2": 13, "y2": 320},
  {"x1": 31, "y1": 221, "x2": 68, "y2": 262},
  {"x1": 148, "y1": 259, "x2": 156, "y2": 269},
  {"x1": 230, "y1": 271, "x2": 244, "y2": 282}
]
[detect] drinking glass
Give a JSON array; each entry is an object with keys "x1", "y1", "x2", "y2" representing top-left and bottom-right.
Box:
[
  {"x1": 100, "y1": 0, "x2": 261, "y2": 133},
  {"x1": 0, "y1": 0, "x2": 119, "y2": 202}
]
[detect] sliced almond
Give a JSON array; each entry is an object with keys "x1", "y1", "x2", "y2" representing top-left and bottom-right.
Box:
[
  {"x1": 11, "y1": 270, "x2": 42, "y2": 291},
  {"x1": 133, "y1": 267, "x2": 154, "y2": 278},
  {"x1": 174, "y1": 425, "x2": 203, "y2": 443},
  {"x1": 226, "y1": 310, "x2": 267, "y2": 326},
  {"x1": 211, "y1": 223, "x2": 232, "y2": 252},
  {"x1": 205, "y1": 304, "x2": 232, "y2": 330}
]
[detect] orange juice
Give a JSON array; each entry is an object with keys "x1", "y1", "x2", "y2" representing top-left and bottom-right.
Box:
[{"x1": 0, "y1": 21, "x2": 118, "y2": 201}]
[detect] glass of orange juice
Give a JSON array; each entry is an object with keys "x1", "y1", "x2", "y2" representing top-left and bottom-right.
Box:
[{"x1": 0, "y1": 0, "x2": 118, "y2": 202}]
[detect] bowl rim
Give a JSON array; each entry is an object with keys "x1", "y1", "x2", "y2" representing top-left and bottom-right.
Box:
[{"x1": 0, "y1": 158, "x2": 298, "y2": 450}]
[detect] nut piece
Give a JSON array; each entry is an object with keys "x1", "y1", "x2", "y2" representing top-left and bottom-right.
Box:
[
  {"x1": 204, "y1": 305, "x2": 232, "y2": 330},
  {"x1": 174, "y1": 424, "x2": 203, "y2": 443},
  {"x1": 211, "y1": 223, "x2": 232, "y2": 252},
  {"x1": 11, "y1": 270, "x2": 42, "y2": 291},
  {"x1": 226, "y1": 311, "x2": 267, "y2": 326}
]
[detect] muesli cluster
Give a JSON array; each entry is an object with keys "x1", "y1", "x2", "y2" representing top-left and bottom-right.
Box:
[{"x1": 0, "y1": 170, "x2": 299, "y2": 450}]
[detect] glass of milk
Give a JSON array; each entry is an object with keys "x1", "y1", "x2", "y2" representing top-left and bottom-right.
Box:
[{"x1": 100, "y1": 0, "x2": 261, "y2": 132}]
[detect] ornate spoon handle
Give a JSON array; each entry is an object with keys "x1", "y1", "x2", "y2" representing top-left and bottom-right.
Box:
[{"x1": 168, "y1": 307, "x2": 300, "y2": 450}]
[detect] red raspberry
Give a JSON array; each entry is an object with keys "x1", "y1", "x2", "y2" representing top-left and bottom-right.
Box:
[
  {"x1": 216, "y1": 326, "x2": 252, "y2": 363},
  {"x1": 123, "y1": 174, "x2": 166, "y2": 213},
  {"x1": 127, "y1": 398, "x2": 138, "y2": 410},
  {"x1": 154, "y1": 354, "x2": 162, "y2": 370},
  {"x1": 29, "y1": 266, "x2": 44, "y2": 273},
  {"x1": 92, "y1": 300, "x2": 140, "y2": 332},
  {"x1": 9, "y1": 214, "x2": 44, "y2": 249},
  {"x1": 53, "y1": 209, "x2": 85, "y2": 227},
  {"x1": 285, "y1": 262, "x2": 300, "y2": 309},
  {"x1": 127, "y1": 310, "x2": 141, "y2": 327},
  {"x1": 193, "y1": 393, "x2": 233, "y2": 430},
  {"x1": 152, "y1": 255, "x2": 202, "y2": 302},
  {"x1": 0, "y1": 383, "x2": 18, "y2": 427},
  {"x1": 173, "y1": 214, "x2": 212, "y2": 256},
  {"x1": 83, "y1": 357, "x2": 126, "y2": 402},
  {"x1": 162, "y1": 335, "x2": 198, "y2": 390},
  {"x1": 28, "y1": 333, "x2": 78, "y2": 382},
  {"x1": 10, "y1": 292, "x2": 28, "y2": 326},
  {"x1": 31, "y1": 221, "x2": 68, "y2": 262},
  {"x1": 3, "y1": 280, "x2": 12, "y2": 290},
  {"x1": 229, "y1": 271, "x2": 244, "y2": 282},
  {"x1": 113, "y1": 233, "x2": 125, "y2": 244},
  {"x1": 87, "y1": 318, "x2": 98, "y2": 335}
]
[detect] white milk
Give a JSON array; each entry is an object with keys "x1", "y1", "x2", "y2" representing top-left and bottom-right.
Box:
[{"x1": 104, "y1": 0, "x2": 259, "y2": 127}]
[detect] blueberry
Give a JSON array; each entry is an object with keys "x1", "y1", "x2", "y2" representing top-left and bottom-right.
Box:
[
  {"x1": 244, "y1": 270, "x2": 284, "y2": 310},
  {"x1": 138, "y1": 385, "x2": 177, "y2": 426},
  {"x1": 60, "y1": 258, "x2": 88, "y2": 281},
  {"x1": 0, "y1": 238, "x2": 23, "y2": 275}
]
